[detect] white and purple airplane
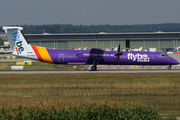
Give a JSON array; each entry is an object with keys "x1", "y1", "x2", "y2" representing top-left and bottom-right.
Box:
[{"x1": 3, "y1": 27, "x2": 179, "y2": 70}]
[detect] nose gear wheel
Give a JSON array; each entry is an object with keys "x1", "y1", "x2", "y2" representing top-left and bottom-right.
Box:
[{"x1": 168, "y1": 65, "x2": 172, "y2": 70}]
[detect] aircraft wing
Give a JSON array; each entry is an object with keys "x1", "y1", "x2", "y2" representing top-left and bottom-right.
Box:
[
  {"x1": 76, "y1": 48, "x2": 116, "y2": 59},
  {"x1": 90, "y1": 48, "x2": 104, "y2": 52}
]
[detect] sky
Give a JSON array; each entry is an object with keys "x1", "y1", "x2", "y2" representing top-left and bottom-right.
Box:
[{"x1": 0, "y1": 0, "x2": 180, "y2": 26}]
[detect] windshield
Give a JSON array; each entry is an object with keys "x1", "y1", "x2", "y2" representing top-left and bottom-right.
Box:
[{"x1": 161, "y1": 54, "x2": 169, "y2": 57}]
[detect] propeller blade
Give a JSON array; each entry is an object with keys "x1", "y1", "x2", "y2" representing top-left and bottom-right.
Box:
[
  {"x1": 117, "y1": 55, "x2": 119, "y2": 63},
  {"x1": 118, "y1": 44, "x2": 120, "y2": 52},
  {"x1": 116, "y1": 43, "x2": 123, "y2": 64}
]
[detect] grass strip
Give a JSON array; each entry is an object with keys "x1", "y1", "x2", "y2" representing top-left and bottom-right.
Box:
[
  {"x1": 0, "y1": 62, "x2": 89, "y2": 71},
  {"x1": 0, "y1": 73, "x2": 179, "y2": 89}
]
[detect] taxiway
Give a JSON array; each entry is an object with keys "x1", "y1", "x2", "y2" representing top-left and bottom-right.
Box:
[{"x1": 0, "y1": 69, "x2": 180, "y2": 74}]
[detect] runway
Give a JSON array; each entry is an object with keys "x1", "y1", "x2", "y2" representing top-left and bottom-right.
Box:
[{"x1": 0, "y1": 69, "x2": 180, "y2": 74}]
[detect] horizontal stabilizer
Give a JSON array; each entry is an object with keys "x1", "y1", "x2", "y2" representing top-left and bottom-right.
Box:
[{"x1": 3, "y1": 27, "x2": 23, "y2": 31}]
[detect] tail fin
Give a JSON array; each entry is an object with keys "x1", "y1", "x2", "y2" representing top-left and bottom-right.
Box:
[
  {"x1": 3, "y1": 27, "x2": 54, "y2": 63},
  {"x1": 2, "y1": 27, "x2": 37, "y2": 58}
]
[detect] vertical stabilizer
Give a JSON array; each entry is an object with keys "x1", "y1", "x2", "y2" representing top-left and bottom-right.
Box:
[{"x1": 2, "y1": 27, "x2": 38, "y2": 60}]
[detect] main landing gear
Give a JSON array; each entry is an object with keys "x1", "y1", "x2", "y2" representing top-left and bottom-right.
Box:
[
  {"x1": 91, "y1": 60, "x2": 100, "y2": 71},
  {"x1": 90, "y1": 43, "x2": 123, "y2": 71},
  {"x1": 168, "y1": 65, "x2": 172, "y2": 70},
  {"x1": 91, "y1": 66, "x2": 97, "y2": 71}
]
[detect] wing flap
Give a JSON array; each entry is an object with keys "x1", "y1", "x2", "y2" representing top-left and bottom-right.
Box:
[{"x1": 67, "y1": 62, "x2": 86, "y2": 65}]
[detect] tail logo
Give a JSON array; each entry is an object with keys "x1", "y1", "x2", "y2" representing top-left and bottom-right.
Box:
[{"x1": 13, "y1": 31, "x2": 24, "y2": 54}]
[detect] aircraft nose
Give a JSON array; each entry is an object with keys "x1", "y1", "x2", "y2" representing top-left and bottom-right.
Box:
[{"x1": 170, "y1": 58, "x2": 179, "y2": 65}]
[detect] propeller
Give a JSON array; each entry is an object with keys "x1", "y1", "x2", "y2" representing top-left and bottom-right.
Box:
[{"x1": 116, "y1": 44, "x2": 123, "y2": 64}]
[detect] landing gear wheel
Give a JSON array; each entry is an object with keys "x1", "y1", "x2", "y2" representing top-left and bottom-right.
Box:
[
  {"x1": 91, "y1": 66, "x2": 97, "y2": 71},
  {"x1": 168, "y1": 65, "x2": 172, "y2": 70}
]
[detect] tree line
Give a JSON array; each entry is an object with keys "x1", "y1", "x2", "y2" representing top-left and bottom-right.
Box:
[{"x1": 1, "y1": 23, "x2": 180, "y2": 34}]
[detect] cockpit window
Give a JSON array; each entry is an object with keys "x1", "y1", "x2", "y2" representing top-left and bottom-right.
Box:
[{"x1": 161, "y1": 54, "x2": 169, "y2": 57}]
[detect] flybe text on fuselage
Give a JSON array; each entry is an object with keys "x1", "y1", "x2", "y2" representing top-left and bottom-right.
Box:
[
  {"x1": 127, "y1": 53, "x2": 150, "y2": 62},
  {"x1": 13, "y1": 31, "x2": 24, "y2": 54},
  {"x1": 83, "y1": 53, "x2": 115, "y2": 57}
]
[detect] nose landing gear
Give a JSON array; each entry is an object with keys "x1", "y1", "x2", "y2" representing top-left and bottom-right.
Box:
[{"x1": 168, "y1": 65, "x2": 172, "y2": 70}]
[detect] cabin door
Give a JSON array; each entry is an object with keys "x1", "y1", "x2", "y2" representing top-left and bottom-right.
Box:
[{"x1": 59, "y1": 54, "x2": 64, "y2": 63}]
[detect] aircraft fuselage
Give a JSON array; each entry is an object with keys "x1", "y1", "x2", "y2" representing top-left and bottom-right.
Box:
[{"x1": 24, "y1": 47, "x2": 178, "y2": 66}]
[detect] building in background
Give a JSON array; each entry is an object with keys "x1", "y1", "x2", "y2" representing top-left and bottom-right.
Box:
[
  {"x1": 23, "y1": 32, "x2": 180, "y2": 52},
  {"x1": 1, "y1": 32, "x2": 179, "y2": 52}
]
